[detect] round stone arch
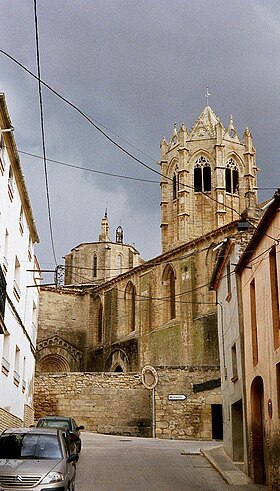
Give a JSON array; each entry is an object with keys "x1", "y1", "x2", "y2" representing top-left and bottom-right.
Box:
[
  {"x1": 38, "y1": 354, "x2": 70, "y2": 373},
  {"x1": 36, "y1": 336, "x2": 83, "y2": 373},
  {"x1": 105, "y1": 349, "x2": 130, "y2": 372}
]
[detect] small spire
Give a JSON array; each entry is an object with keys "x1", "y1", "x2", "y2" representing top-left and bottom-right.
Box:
[{"x1": 99, "y1": 211, "x2": 110, "y2": 242}]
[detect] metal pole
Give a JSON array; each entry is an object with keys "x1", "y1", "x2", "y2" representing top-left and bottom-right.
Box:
[{"x1": 152, "y1": 387, "x2": 156, "y2": 438}]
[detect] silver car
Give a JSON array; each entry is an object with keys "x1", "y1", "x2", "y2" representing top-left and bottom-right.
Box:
[{"x1": 0, "y1": 427, "x2": 77, "y2": 490}]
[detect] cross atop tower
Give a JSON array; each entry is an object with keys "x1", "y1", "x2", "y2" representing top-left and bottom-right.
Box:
[{"x1": 205, "y1": 86, "x2": 210, "y2": 106}]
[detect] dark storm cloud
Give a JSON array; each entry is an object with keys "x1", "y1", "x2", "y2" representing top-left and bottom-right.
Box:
[{"x1": 0, "y1": 0, "x2": 279, "y2": 275}]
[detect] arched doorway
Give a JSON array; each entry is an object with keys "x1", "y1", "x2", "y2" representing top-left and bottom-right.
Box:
[
  {"x1": 106, "y1": 349, "x2": 130, "y2": 372},
  {"x1": 251, "y1": 376, "x2": 265, "y2": 484},
  {"x1": 38, "y1": 354, "x2": 70, "y2": 373}
]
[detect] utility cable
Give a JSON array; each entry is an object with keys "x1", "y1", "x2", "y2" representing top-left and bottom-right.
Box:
[
  {"x1": 5, "y1": 144, "x2": 277, "y2": 192},
  {"x1": 0, "y1": 48, "x2": 278, "y2": 241},
  {"x1": 33, "y1": 0, "x2": 57, "y2": 265},
  {"x1": 16, "y1": 148, "x2": 159, "y2": 184}
]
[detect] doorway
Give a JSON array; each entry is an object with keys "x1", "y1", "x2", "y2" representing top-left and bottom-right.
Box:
[
  {"x1": 251, "y1": 376, "x2": 265, "y2": 484},
  {"x1": 211, "y1": 404, "x2": 223, "y2": 440},
  {"x1": 232, "y1": 399, "x2": 244, "y2": 462}
]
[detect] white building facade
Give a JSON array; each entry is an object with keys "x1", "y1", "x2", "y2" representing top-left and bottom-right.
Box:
[
  {"x1": 0, "y1": 93, "x2": 40, "y2": 430},
  {"x1": 210, "y1": 228, "x2": 255, "y2": 472}
]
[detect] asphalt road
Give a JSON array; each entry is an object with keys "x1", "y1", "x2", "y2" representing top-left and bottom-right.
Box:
[{"x1": 75, "y1": 432, "x2": 265, "y2": 491}]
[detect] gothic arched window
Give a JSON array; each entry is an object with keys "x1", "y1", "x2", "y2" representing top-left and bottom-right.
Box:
[
  {"x1": 98, "y1": 302, "x2": 103, "y2": 343},
  {"x1": 93, "y1": 254, "x2": 97, "y2": 278},
  {"x1": 173, "y1": 165, "x2": 180, "y2": 199},
  {"x1": 117, "y1": 254, "x2": 123, "y2": 274},
  {"x1": 95, "y1": 295, "x2": 103, "y2": 343},
  {"x1": 162, "y1": 264, "x2": 176, "y2": 321},
  {"x1": 194, "y1": 156, "x2": 211, "y2": 192},
  {"x1": 125, "y1": 281, "x2": 136, "y2": 332},
  {"x1": 225, "y1": 158, "x2": 239, "y2": 194}
]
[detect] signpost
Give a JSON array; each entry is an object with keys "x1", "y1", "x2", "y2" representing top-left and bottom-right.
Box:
[{"x1": 141, "y1": 365, "x2": 158, "y2": 438}]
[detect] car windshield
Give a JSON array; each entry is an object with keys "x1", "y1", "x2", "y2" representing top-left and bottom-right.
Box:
[
  {"x1": 38, "y1": 419, "x2": 71, "y2": 430},
  {"x1": 0, "y1": 433, "x2": 63, "y2": 460}
]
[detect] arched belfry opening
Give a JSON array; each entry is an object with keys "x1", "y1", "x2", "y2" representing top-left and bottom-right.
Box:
[{"x1": 116, "y1": 225, "x2": 123, "y2": 244}]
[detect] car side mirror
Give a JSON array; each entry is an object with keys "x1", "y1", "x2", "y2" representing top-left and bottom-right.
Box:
[{"x1": 78, "y1": 425, "x2": 84, "y2": 430}]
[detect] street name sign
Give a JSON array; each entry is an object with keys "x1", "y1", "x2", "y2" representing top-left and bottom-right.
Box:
[{"x1": 168, "y1": 394, "x2": 187, "y2": 401}]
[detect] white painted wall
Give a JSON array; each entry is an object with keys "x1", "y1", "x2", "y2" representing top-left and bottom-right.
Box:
[
  {"x1": 215, "y1": 239, "x2": 247, "y2": 465},
  {"x1": 0, "y1": 111, "x2": 40, "y2": 423}
]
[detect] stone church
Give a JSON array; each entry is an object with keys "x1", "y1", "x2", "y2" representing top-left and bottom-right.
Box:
[{"x1": 35, "y1": 105, "x2": 261, "y2": 439}]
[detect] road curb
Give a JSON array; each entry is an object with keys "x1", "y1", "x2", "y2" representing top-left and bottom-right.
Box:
[{"x1": 200, "y1": 445, "x2": 251, "y2": 486}]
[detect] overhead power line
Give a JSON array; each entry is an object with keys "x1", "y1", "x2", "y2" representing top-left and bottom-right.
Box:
[
  {"x1": 0, "y1": 47, "x2": 278, "y2": 244},
  {"x1": 16, "y1": 148, "x2": 159, "y2": 184},
  {"x1": 5, "y1": 144, "x2": 280, "y2": 192},
  {"x1": 33, "y1": 0, "x2": 57, "y2": 266}
]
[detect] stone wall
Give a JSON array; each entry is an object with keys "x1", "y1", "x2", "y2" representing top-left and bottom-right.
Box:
[
  {"x1": 34, "y1": 367, "x2": 221, "y2": 440},
  {"x1": 34, "y1": 372, "x2": 152, "y2": 437},
  {"x1": 0, "y1": 408, "x2": 22, "y2": 432},
  {"x1": 155, "y1": 367, "x2": 221, "y2": 440},
  {"x1": 24, "y1": 404, "x2": 35, "y2": 427}
]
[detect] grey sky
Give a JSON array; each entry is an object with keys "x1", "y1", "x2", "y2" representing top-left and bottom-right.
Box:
[{"x1": 0, "y1": 1, "x2": 279, "y2": 282}]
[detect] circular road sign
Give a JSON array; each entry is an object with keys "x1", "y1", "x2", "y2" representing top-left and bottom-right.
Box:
[{"x1": 141, "y1": 365, "x2": 158, "y2": 390}]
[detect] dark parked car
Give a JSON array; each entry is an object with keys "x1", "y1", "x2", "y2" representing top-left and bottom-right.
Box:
[
  {"x1": 36, "y1": 416, "x2": 84, "y2": 454},
  {"x1": 0, "y1": 427, "x2": 77, "y2": 490}
]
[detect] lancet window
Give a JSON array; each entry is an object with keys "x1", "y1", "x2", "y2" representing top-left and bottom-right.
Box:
[
  {"x1": 173, "y1": 165, "x2": 180, "y2": 199},
  {"x1": 93, "y1": 254, "x2": 97, "y2": 278},
  {"x1": 162, "y1": 264, "x2": 176, "y2": 321},
  {"x1": 225, "y1": 158, "x2": 239, "y2": 194},
  {"x1": 125, "y1": 281, "x2": 136, "y2": 332},
  {"x1": 194, "y1": 156, "x2": 211, "y2": 192}
]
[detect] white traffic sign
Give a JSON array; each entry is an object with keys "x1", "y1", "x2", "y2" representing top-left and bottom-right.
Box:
[{"x1": 168, "y1": 394, "x2": 187, "y2": 401}]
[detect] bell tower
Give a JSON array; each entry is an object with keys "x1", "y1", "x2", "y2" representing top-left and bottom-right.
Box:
[{"x1": 160, "y1": 106, "x2": 259, "y2": 252}]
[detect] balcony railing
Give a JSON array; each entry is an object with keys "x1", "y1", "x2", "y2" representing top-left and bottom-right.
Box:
[
  {"x1": 19, "y1": 216, "x2": 24, "y2": 235},
  {"x1": 0, "y1": 265, "x2": 6, "y2": 318},
  {"x1": 1, "y1": 356, "x2": 10, "y2": 375},
  {"x1": 28, "y1": 245, "x2": 33, "y2": 262},
  {"x1": 0, "y1": 155, "x2": 5, "y2": 174},
  {"x1": 2, "y1": 257, "x2": 8, "y2": 275},
  {"x1": 13, "y1": 370, "x2": 20, "y2": 387},
  {"x1": 8, "y1": 178, "x2": 14, "y2": 200},
  {"x1": 13, "y1": 279, "x2": 21, "y2": 300}
]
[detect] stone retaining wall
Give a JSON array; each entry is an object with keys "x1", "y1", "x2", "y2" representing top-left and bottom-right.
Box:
[
  {"x1": 34, "y1": 372, "x2": 152, "y2": 437},
  {"x1": 34, "y1": 367, "x2": 221, "y2": 439}
]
